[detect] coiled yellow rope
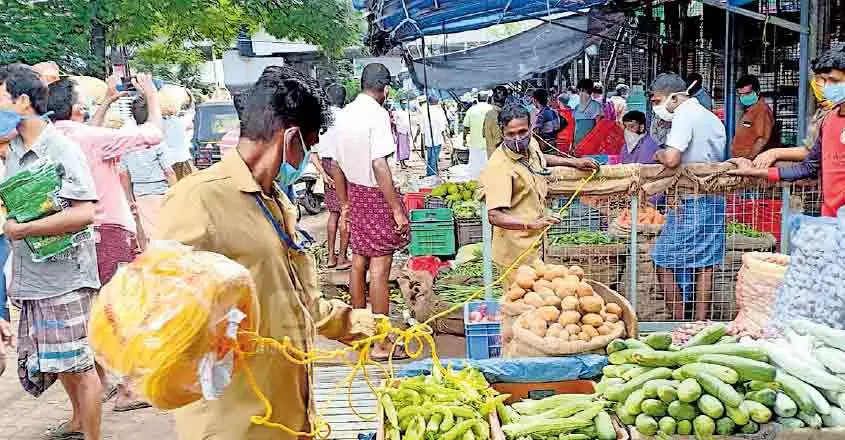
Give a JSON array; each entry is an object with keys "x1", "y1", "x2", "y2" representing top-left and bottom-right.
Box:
[{"x1": 235, "y1": 169, "x2": 598, "y2": 437}]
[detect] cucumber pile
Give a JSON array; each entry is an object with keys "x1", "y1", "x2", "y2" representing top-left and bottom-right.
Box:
[{"x1": 598, "y1": 324, "x2": 783, "y2": 437}]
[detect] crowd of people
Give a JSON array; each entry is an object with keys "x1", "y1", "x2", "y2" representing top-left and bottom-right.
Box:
[{"x1": 0, "y1": 43, "x2": 841, "y2": 440}]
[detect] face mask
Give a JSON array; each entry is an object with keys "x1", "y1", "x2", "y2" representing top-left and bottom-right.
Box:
[
  {"x1": 276, "y1": 128, "x2": 309, "y2": 188},
  {"x1": 653, "y1": 104, "x2": 674, "y2": 121},
  {"x1": 822, "y1": 83, "x2": 845, "y2": 105},
  {"x1": 0, "y1": 109, "x2": 51, "y2": 138},
  {"x1": 568, "y1": 95, "x2": 580, "y2": 109},
  {"x1": 739, "y1": 92, "x2": 759, "y2": 107},
  {"x1": 504, "y1": 134, "x2": 531, "y2": 154},
  {"x1": 624, "y1": 130, "x2": 645, "y2": 151}
]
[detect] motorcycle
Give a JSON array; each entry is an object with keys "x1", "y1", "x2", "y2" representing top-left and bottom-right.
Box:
[{"x1": 293, "y1": 161, "x2": 325, "y2": 216}]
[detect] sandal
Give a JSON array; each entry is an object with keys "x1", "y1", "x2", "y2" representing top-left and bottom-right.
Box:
[
  {"x1": 370, "y1": 344, "x2": 410, "y2": 362},
  {"x1": 45, "y1": 421, "x2": 83, "y2": 440},
  {"x1": 335, "y1": 262, "x2": 352, "y2": 271},
  {"x1": 113, "y1": 400, "x2": 152, "y2": 412},
  {"x1": 102, "y1": 385, "x2": 118, "y2": 403}
]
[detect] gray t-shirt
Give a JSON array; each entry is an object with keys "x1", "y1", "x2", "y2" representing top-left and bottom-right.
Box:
[
  {"x1": 665, "y1": 97, "x2": 727, "y2": 164},
  {"x1": 5, "y1": 124, "x2": 101, "y2": 300},
  {"x1": 120, "y1": 144, "x2": 170, "y2": 197}
]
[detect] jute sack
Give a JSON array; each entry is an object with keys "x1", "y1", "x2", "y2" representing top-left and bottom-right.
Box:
[
  {"x1": 504, "y1": 280, "x2": 638, "y2": 357},
  {"x1": 728, "y1": 252, "x2": 790, "y2": 338}
]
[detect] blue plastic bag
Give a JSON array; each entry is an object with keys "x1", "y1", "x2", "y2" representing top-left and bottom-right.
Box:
[{"x1": 397, "y1": 355, "x2": 608, "y2": 383}]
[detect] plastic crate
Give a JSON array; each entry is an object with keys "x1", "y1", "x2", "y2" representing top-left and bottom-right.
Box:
[
  {"x1": 456, "y1": 218, "x2": 482, "y2": 247},
  {"x1": 410, "y1": 208, "x2": 453, "y2": 223},
  {"x1": 409, "y1": 222, "x2": 455, "y2": 256},
  {"x1": 464, "y1": 300, "x2": 501, "y2": 360},
  {"x1": 404, "y1": 193, "x2": 426, "y2": 211},
  {"x1": 424, "y1": 197, "x2": 449, "y2": 209}
]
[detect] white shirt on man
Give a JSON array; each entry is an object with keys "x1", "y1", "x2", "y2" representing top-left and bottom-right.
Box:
[
  {"x1": 313, "y1": 106, "x2": 342, "y2": 159},
  {"x1": 420, "y1": 103, "x2": 448, "y2": 148},
  {"x1": 665, "y1": 97, "x2": 727, "y2": 163},
  {"x1": 330, "y1": 94, "x2": 396, "y2": 188}
]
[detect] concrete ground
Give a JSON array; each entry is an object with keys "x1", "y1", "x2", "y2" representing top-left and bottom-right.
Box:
[{"x1": 0, "y1": 147, "x2": 468, "y2": 439}]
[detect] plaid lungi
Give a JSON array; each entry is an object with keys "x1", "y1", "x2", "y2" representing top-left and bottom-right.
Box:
[
  {"x1": 17, "y1": 288, "x2": 96, "y2": 397},
  {"x1": 321, "y1": 158, "x2": 341, "y2": 213},
  {"x1": 348, "y1": 182, "x2": 409, "y2": 257},
  {"x1": 95, "y1": 224, "x2": 138, "y2": 285}
]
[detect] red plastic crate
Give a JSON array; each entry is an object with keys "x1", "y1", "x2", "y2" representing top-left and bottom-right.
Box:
[
  {"x1": 727, "y1": 196, "x2": 783, "y2": 242},
  {"x1": 403, "y1": 188, "x2": 433, "y2": 212}
]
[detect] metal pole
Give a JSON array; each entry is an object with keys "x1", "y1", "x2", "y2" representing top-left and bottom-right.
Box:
[
  {"x1": 482, "y1": 202, "x2": 494, "y2": 299},
  {"x1": 421, "y1": 35, "x2": 436, "y2": 176},
  {"x1": 629, "y1": 195, "x2": 639, "y2": 312},
  {"x1": 723, "y1": 11, "x2": 736, "y2": 158},
  {"x1": 780, "y1": 186, "x2": 791, "y2": 254},
  {"x1": 797, "y1": 0, "x2": 810, "y2": 142}
]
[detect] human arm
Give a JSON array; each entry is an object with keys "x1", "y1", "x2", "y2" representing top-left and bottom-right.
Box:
[
  {"x1": 328, "y1": 159, "x2": 349, "y2": 228},
  {"x1": 4, "y1": 201, "x2": 94, "y2": 240},
  {"x1": 728, "y1": 139, "x2": 821, "y2": 181},
  {"x1": 310, "y1": 152, "x2": 333, "y2": 187},
  {"x1": 118, "y1": 166, "x2": 136, "y2": 214},
  {"x1": 544, "y1": 154, "x2": 600, "y2": 170},
  {"x1": 91, "y1": 75, "x2": 128, "y2": 127},
  {"x1": 654, "y1": 147, "x2": 683, "y2": 168},
  {"x1": 752, "y1": 147, "x2": 809, "y2": 168},
  {"x1": 488, "y1": 208, "x2": 559, "y2": 231}
]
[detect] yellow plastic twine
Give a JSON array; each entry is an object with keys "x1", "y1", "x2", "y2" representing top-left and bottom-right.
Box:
[{"x1": 234, "y1": 169, "x2": 599, "y2": 438}]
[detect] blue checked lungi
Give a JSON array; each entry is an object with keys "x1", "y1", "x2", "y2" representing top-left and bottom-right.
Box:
[
  {"x1": 651, "y1": 195, "x2": 727, "y2": 301},
  {"x1": 17, "y1": 288, "x2": 96, "y2": 397}
]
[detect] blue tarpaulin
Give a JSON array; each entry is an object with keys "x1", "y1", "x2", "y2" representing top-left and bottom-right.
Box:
[
  {"x1": 368, "y1": 0, "x2": 608, "y2": 43},
  {"x1": 397, "y1": 355, "x2": 608, "y2": 383}
]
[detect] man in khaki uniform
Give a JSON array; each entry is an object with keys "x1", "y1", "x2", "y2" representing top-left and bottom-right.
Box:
[
  {"x1": 483, "y1": 86, "x2": 509, "y2": 157},
  {"x1": 157, "y1": 66, "x2": 378, "y2": 440},
  {"x1": 480, "y1": 105, "x2": 599, "y2": 275}
]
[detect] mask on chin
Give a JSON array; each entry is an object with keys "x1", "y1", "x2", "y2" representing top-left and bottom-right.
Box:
[{"x1": 276, "y1": 127, "x2": 310, "y2": 188}]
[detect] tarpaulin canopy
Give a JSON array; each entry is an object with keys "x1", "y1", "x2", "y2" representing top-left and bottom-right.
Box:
[
  {"x1": 407, "y1": 12, "x2": 623, "y2": 90},
  {"x1": 369, "y1": 0, "x2": 608, "y2": 43}
]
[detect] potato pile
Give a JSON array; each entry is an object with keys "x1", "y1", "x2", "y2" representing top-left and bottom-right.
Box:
[{"x1": 506, "y1": 261, "x2": 624, "y2": 344}]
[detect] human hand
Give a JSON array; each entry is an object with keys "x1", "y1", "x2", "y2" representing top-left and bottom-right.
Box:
[
  {"x1": 393, "y1": 209, "x2": 409, "y2": 235},
  {"x1": 3, "y1": 219, "x2": 27, "y2": 241},
  {"x1": 530, "y1": 215, "x2": 560, "y2": 230},
  {"x1": 752, "y1": 150, "x2": 779, "y2": 168},
  {"x1": 129, "y1": 201, "x2": 138, "y2": 215},
  {"x1": 726, "y1": 158, "x2": 767, "y2": 177},
  {"x1": 339, "y1": 206, "x2": 350, "y2": 233},
  {"x1": 105, "y1": 74, "x2": 129, "y2": 103},
  {"x1": 574, "y1": 157, "x2": 600, "y2": 171},
  {"x1": 133, "y1": 73, "x2": 159, "y2": 101},
  {"x1": 0, "y1": 319, "x2": 13, "y2": 349}
]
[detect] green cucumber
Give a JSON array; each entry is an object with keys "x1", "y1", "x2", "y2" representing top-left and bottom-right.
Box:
[
  {"x1": 725, "y1": 403, "x2": 750, "y2": 426},
  {"x1": 740, "y1": 420, "x2": 760, "y2": 434},
  {"x1": 716, "y1": 417, "x2": 736, "y2": 435},
  {"x1": 658, "y1": 385, "x2": 678, "y2": 403},
  {"x1": 604, "y1": 367, "x2": 673, "y2": 402},
  {"x1": 745, "y1": 389, "x2": 777, "y2": 407},
  {"x1": 667, "y1": 401, "x2": 697, "y2": 421},
  {"x1": 698, "y1": 394, "x2": 725, "y2": 419},
  {"x1": 635, "y1": 414, "x2": 659, "y2": 436},
  {"x1": 697, "y1": 354, "x2": 777, "y2": 382},
  {"x1": 695, "y1": 372, "x2": 743, "y2": 408},
  {"x1": 693, "y1": 415, "x2": 716, "y2": 437},
  {"x1": 677, "y1": 378, "x2": 702, "y2": 403},
  {"x1": 677, "y1": 420, "x2": 692, "y2": 435},
  {"x1": 623, "y1": 389, "x2": 646, "y2": 415},
  {"x1": 673, "y1": 362, "x2": 739, "y2": 384},
  {"x1": 644, "y1": 332, "x2": 673, "y2": 350},
  {"x1": 606, "y1": 339, "x2": 628, "y2": 354},
  {"x1": 643, "y1": 379, "x2": 678, "y2": 398},
  {"x1": 594, "y1": 410, "x2": 615, "y2": 440},
  {"x1": 674, "y1": 344, "x2": 769, "y2": 365},
  {"x1": 658, "y1": 416, "x2": 677, "y2": 435},
  {"x1": 684, "y1": 323, "x2": 727, "y2": 347},
  {"x1": 641, "y1": 399, "x2": 668, "y2": 417}
]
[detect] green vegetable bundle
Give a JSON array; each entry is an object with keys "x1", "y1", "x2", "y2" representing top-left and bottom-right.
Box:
[
  {"x1": 380, "y1": 366, "x2": 505, "y2": 440},
  {"x1": 550, "y1": 231, "x2": 617, "y2": 247},
  {"x1": 500, "y1": 393, "x2": 616, "y2": 440},
  {"x1": 727, "y1": 222, "x2": 765, "y2": 238}
]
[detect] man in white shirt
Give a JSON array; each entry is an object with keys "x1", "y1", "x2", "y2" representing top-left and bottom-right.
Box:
[
  {"x1": 463, "y1": 94, "x2": 493, "y2": 178},
  {"x1": 332, "y1": 64, "x2": 409, "y2": 360},
  {"x1": 649, "y1": 73, "x2": 727, "y2": 321},
  {"x1": 309, "y1": 84, "x2": 350, "y2": 269},
  {"x1": 421, "y1": 95, "x2": 448, "y2": 176}
]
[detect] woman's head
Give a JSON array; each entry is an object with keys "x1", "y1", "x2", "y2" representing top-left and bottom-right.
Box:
[
  {"x1": 576, "y1": 78, "x2": 594, "y2": 97},
  {"x1": 813, "y1": 47, "x2": 845, "y2": 105}
]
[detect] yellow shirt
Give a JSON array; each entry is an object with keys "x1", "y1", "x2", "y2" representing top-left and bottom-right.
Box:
[
  {"x1": 483, "y1": 106, "x2": 502, "y2": 158},
  {"x1": 479, "y1": 139, "x2": 548, "y2": 268},
  {"x1": 157, "y1": 152, "x2": 367, "y2": 440}
]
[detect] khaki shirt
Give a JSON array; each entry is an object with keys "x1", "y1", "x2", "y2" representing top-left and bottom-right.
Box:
[
  {"x1": 158, "y1": 152, "x2": 366, "y2": 440},
  {"x1": 483, "y1": 106, "x2": 502, "y2": 158},
  {"x1": 479, "y1": 139, "x2": 548, "y2": 268}
]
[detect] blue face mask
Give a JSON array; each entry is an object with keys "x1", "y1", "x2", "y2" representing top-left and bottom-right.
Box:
[
  {"x1": 276, "y1": 128, "x2": 309, "y2": 188},
  {"x1": 739, "y1": 92, "x2": 759, "y2": 107},
  {"x1": 0, "y1": 109, "x2": 52, "y2": 138},
  {"x1": 823, "y1": 83, "x2": 845, "y2": 105}
]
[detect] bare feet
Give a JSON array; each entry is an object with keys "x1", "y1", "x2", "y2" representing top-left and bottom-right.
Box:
[
  {"x1": 112, "y1": 384, "x2": 151, "y2": 412},
  {"x1": 335, "y1": 256, "x2": 351, "y2": 271}
]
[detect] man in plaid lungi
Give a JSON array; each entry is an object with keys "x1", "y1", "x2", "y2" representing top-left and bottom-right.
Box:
[{"x1": 1, "y1": 65, "x2": 103, "y2": 440}]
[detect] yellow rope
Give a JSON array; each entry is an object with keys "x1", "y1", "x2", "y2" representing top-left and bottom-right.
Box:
[{"x1": 235, "y1": 169, "x2": 599, "y2": 437}]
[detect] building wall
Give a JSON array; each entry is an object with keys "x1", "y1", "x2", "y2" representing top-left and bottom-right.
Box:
[{"x1": 221, "y1": 50, "x2": 286, "y2": 88}]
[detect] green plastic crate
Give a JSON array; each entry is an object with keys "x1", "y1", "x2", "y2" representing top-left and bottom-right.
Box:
[
  {"x1": 410, "y1": 208, "x2": 453, "y2": 223},
  {"x1": 409, "y1": 221, "x2": 456, "y2": 256}
]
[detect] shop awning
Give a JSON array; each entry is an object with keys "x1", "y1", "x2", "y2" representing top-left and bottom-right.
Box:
[
  {"x1": 368, "y1": 0, "x2": 609, "y2": 43},
  {"x1": 406, "y1": 12, "x2": 623, "y2": 91}
]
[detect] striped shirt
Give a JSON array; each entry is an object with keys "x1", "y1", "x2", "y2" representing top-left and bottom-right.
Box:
[{"x1": 120, "y1": 144, "x2": 171, "y2": 197}]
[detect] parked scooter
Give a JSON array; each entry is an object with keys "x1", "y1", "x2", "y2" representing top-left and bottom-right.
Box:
[{"x1": 293, "y1": 161, "x2": 325, "y2": 215}]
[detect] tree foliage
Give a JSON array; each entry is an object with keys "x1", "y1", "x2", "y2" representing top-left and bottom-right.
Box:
[{"x1": 0, "y1": 0, "x2": 361, "y2": 78}]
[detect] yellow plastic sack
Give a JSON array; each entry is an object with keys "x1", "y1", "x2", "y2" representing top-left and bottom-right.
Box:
[{"x1": 89, "y1": 242, "x2": 259, "y2": 410}]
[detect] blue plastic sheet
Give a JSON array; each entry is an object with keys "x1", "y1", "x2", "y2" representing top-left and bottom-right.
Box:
[{"x1": 397, "y1": 355, "x2": 608, "y2": 383}]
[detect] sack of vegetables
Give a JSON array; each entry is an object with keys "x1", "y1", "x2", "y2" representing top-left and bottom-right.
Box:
[{"x1": 501, "y1": 260, "x2": 637, "y2": 357}]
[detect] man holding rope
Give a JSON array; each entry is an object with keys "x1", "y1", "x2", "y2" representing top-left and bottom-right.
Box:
[{"x1": 480, "y1": 104, "x2": 599, "y2": 278}]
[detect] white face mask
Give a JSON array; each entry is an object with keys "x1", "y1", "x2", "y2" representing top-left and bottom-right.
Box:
[
  {"x1": 653, "y1": 104, "x2": 674, "y2": 121},
  {"x1": 624, "y1": 130, "x2": 645, "y2": 152}
]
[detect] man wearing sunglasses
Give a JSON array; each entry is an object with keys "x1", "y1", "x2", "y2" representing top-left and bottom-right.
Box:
[{"x1": 480, "y1": 104, "x2": 598, "y2": 279}]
